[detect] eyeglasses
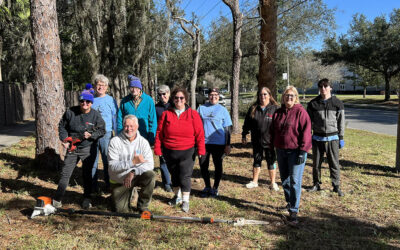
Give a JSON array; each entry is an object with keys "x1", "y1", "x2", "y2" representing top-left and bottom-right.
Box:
[
  {"x1": 174, "y1": 96, "x2": 185, "y2": 100},
  {"x1": 318, "y1": 84, "x2": 330, "y2": 89},
  {"x1": 284, "y1": 94, "x2": 296, "y2": 98},
  {"x1": 96, "y1": 84, "x2": 107, "y2": 87},
  {"x1": 80, "y1": 100, "x2": 92, "y2": 104},
  {"x1": 158, "y1": 93, "x2": 167, "y2": 96},
  {"x1": 259, "y1": 93, "x2": 268, "y2": 96},
  {"x1": 209, "y1": 94, "x2": 219, "y2": 97}
]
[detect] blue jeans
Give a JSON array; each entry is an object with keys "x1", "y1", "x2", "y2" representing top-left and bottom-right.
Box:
[
  {"x1": 92, "y1": 131, "x2": 112, "y2": 191},
  {"x1": 276, "y1": 148, "x2": 307, "y2": 213},
  {"x1": 159, "y1": 156, "x2": 172, "y2": 188}
]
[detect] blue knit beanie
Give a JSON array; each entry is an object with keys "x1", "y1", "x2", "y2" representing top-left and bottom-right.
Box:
[
  {"x1": 79, "y1": 91, "x2": 94, "y2": 103},
  {"x1": 85, "y1": 83, "x2": 93, "y2": 90},
  {"x1": 128, "y1": 75, "x2": 142, "y2": 89}
]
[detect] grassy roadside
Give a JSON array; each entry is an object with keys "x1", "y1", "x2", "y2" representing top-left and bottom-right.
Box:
[{"x1": 0, "y1": 128, "x2": 399, "y2": 249}]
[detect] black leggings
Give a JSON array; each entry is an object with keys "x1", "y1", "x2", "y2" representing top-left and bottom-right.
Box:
[
  {"x1": 199, "y1": 144, "x2": 225, "y2": 189},
  {"x1": 163, "y1": 147, "x2": 195, "y2": 193}
]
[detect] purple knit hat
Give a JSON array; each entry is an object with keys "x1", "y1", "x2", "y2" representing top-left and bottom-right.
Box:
[
  {"x1": 79, "y1": 91, "x2": 94, "y2": 103},
  {"x1": 128, "y1": 75, "x2": 142, "y2": 89}
]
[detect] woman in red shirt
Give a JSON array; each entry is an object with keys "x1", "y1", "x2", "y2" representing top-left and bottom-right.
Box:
[{"x1": 154, "y1": 87, "x2": 205, "y2": 213}]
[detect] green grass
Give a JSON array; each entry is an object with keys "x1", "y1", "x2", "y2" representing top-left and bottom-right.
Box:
[{"x1": 0, "y1": 128, "x2": 399, "y2": 249}]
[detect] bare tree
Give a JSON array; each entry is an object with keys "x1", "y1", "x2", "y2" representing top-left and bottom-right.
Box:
[
  {"x1": 223, "y1": 0, "x2": 243, "y2": 133},
  {"x1": 397, "y1": 78, "x2": 400, "y2": 172},
  {"x1": 30, "y1": 0, "x2": 65, "y2": 169},
  {"x1": 166, "y1": 0, "x2": 201, "y2": 109},
  {"x1": 258, "y1": 0, "x2": 277, "y2": 98}
]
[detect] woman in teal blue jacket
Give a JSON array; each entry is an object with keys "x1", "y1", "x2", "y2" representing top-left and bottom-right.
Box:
[{"x1": 117, "y1": 75, "x2": 157, "y2": 145}]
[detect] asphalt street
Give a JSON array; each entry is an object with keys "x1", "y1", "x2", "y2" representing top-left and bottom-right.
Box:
[
  {"x1": 0, "y1": 121, "x2": 35, "y2": 152},
  {"x1": 344, "y1": 106, "x2": 397, "y2": 136}
]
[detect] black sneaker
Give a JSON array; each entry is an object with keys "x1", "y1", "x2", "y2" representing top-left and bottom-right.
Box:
[
  {"x1": 307, "y1": 184, "x2": 321, "y2": 192},
  {"x1": 200, "y1": 187, "x2": 211, "y2": 198},
  {"x1": 288, "y1": 212, "x2": 298, "y2": 224},
  {"x1": 164, "y1": 185, "x2": 173, "y2": 193},
  {"x1": 333, "y1": 186, "x2": 344, "y2": 197}
]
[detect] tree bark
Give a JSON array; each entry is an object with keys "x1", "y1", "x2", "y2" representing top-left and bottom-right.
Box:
[
  {"x1": 396, "y1": 79, "x2": 400, "y2": 172},
  {"x1": 384, "y1": 73, "x2": 391, "y2": 101},
  {"x1": 258, "y1": 0, "x2": 277, "y2": 99},
  {"x1": 30, "y1": 0, "x2": 65, "y2": 169},
  {"x1": 223, "y1": 0, "x2": 243, "y2": 134}
]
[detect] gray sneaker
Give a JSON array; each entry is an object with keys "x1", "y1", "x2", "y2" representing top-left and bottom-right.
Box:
[
  {"x1": 52, "y1": 199, "x2": 62, "y2": 208},
  {"x1": 182, "y1": 201, "x2": 189, "y2": 213},
  {"x1": 82, "y1": 198, "x2": 92, "y2": 209},
  {"x1": 168, "y1": 196, "x2": 182, "y2": 206}
]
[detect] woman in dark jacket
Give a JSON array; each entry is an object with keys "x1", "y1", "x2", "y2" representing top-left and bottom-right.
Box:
[
  {"x1": 154, "y1": 87, "x2": 205, "y2": 213},
  {"x1": 272, "y1": 85, "x2": 312, "y2": 224},
  {"x1": 54, "y1": 91, "x2": 106, "y2": 209},
  {"x1": 242, "y1": 87, "x2": 279, "y2": 191}
]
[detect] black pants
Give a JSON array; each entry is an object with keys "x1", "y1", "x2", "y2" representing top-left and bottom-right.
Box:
[
  {"x1": 55, "y1": 144, "x2": 97, "y2": 201},
  {"x1": 199, "y1": 144, "x2": 225, "y2": 189},
  {"x1": 312, "y1": 139, "x2": 341, "y2": 187},
  {"x1": 163, "y1": 147, "x2": 195, "y2": 193},
  {"x1": 253, "y1": 147, "x2": 276, "y2": 170}
]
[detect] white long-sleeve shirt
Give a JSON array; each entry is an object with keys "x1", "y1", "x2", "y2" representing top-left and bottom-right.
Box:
[{"x1": 108, "y1": 131, "x2": 154, "y2": 184}]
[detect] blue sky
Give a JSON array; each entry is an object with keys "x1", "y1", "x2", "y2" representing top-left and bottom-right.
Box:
[{"x1": 177, "y1": 0, "x2": 399, "y2": 50}]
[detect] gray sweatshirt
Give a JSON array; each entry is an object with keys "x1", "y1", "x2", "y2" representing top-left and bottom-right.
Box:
[{"x1": 107, "y1": 131, "x2": 154, "y2": 184}]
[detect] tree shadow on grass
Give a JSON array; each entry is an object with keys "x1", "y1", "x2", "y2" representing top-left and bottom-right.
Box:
[
  {"x1": 0, "y1": 177, "x2": 108, "y2": 210},
  {"x1": 361, "y1": 171, "x2": 400, "y2": 179},
  {"x1": 341, "y1": 159, "x2": 396, "y2": 173},
  {"x1": 269, "y1": 211, "x2": 400, "y2": 249}
]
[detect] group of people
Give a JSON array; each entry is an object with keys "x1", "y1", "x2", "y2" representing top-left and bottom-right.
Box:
[{"x1": 51, "y1": 74, "x2": 345, "y2": 224}]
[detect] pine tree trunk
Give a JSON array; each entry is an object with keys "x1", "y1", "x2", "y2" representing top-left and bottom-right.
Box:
[
  {"x1": 30, "y1": 0, "x2": 65, "y2": 169},
  {"x1": 0, "y1": 36, "x2": 2, "y2": 82},
  {"x1": 223, "y1": 0, "x2": 243, "y2": 134},
  {"x1": 258, "y1": 0, "x2": 277, "y2": 98},
  {"x1": 396, "y1": 79, "x2": 400, "y2": 172},
  {"x1": 363, "y1": 87, "x2": 366, "y2": 98}
]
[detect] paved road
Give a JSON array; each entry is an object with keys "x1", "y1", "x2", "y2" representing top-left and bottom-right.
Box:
[
  {"x1": 344, "y1": 106, "x2": 397, "y2": 136},
  {"x1": 0, "y1": 121, "x2": 35, "y2": 152}
]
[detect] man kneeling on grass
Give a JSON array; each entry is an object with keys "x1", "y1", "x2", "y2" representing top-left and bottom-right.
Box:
[{"x1": 108, "y1": 114, "x2": 155, "y2": 213}]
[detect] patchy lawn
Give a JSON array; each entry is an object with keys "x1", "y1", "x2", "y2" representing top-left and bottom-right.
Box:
[{"x1": 0, "y1": 129, "x2": 399, "y2": 249}]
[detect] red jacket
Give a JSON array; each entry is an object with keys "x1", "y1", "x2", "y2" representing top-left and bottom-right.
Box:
[
  {"x1": 271, "y1": 104, "x2": 312, "y2": 152},
  {"x1": 154, "y1": 106, "x2": 205, "y2": 156}
]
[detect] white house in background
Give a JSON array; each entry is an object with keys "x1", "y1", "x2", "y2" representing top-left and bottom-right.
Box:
[{"x1": 306, "y1": 69, "x2": 385, "y2": 94}]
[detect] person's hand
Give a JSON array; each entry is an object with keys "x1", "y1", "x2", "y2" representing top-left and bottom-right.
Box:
[
  {"x1": 83, "y1": 131, "x2": 91, "y2": 139},
  {"x1": 297, "y1": 151, "x2": 307, "y2": 165},
  {"x1": 62, "y1": 142, "x2": 70, "y2": 149},
  {"x1": 123, "y1": 172, "x2": 134, "y2": 188},
  {"x1": 224, "y1": 145, "x2": 231, "y2": 155},
  {"x1": 339, "y1": 140, "x2": 345, "y2": 149},
  {"x1": 242, "y1": 138, "x2": 247, "y2": 145},
  {"x1": 132, "y1": 151, "x2": 147, "y2": 165}
]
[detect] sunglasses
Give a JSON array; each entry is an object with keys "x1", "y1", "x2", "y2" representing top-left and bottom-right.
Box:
[
  {"x1": 318, "y1": 84, "x2": 330, "y2": 89},
  {"x1": 79, "y1": 100, "x2": 92, "y2": 104},
  {"x1": 158, "y1": 93, "x2": 167, "y2": 96},
  {"x1": 174, "y1": 96, "x2": 185, "y2": 100},
  {"x1": 259, "y1": 93, "x2": 268, "y2": 96}
]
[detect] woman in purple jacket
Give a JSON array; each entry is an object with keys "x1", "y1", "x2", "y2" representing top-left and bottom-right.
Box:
[{"x1": 272, "y1": 86, "x2": 312, "y2": 224}]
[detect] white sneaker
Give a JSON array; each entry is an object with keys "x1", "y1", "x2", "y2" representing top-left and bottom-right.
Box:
[
  {"x1": 246, "y1": 181, "x2": 259, "y2": 189},
  {"x1": 271, "y1": 183, "x2": 280, "y2": 191},
  {"x1": 82, "y1": 198, "x2": 92, "y2": 209}
]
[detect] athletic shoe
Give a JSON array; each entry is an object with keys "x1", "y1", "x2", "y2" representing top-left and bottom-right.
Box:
[
  {"x1": 245, "y1": 181, "x2": 258, "y2": 189},
  {"x1": 168, "y1": 196, "x2": 182, "y2": 206},
  {"x1": 182, "y1": 201, "x2": 189, "y2": 213},
  {"x1": 333, "y1": 186, "x2": 344, "y2": 197},
  {"x1": 82, "y1": 198, "x2": 92, "y2": 209},
  {"x1": 200, "y1": 187, "x2": 211, "y2": 198},
  {"x1": 52, "y1": 199, "x2": 62, "y2": 208},
  {"x1": 307, "y1": 184, "x2": 321, "y2": 192},
  {"x1": 288, "y1": 212, "x2": 298, "y2": 224},
  {"x1": 277, "y1": 203, "x2": 290, "y2": 212},
  {"x1": 210, "y1": 188, "x2": 219, "y2": 198},
  {"x1": 271, "y1": 183, "x2": 280, "y2": 191}
]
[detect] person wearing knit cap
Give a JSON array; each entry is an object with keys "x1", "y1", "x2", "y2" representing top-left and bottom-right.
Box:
[
  {"x1": 117, "y1": 75, "x2": 157, "y2": 145},
  {"x1": 84, "y1": 83, "x2": 95, "y2": 95},
  {"x1": 53, "y1": 90, "x2": 105, "y2": 210}
]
